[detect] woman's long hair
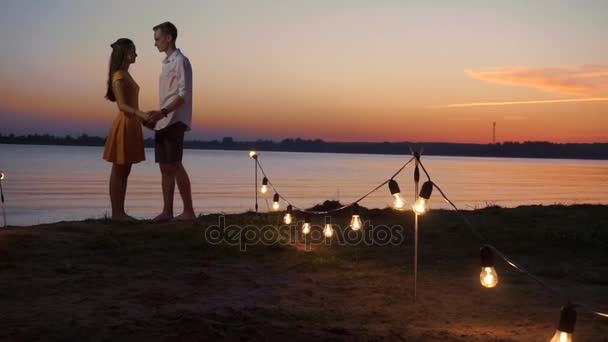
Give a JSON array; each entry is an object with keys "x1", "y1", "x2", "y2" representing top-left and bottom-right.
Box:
[{"x1": 105, "y1": 38, "x2": 134, "y2": 102}]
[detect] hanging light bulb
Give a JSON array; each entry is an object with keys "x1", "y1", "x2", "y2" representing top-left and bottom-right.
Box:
[
  {"x1": 323, "y1": 217, "x2": 334, "y2": 238},
  {"x1": 249, "y1": 151, "x2": 257, "y2": 158},
  {"x1": 272, "y1": 193, "x2": 280, "y2": 211},
  {"x1": 0, "y1": 170, "x2": 5, "y2": 228},
  {"x1": 550, "y1": 304, "x2": 576, "y2": 342},
  {"x1": 388, "y1": 179, "x2": 405, "y2": 209},
  {"x1": 413, "y1": 181, "x2": 433, "y2": 215},
  {"x1": 550, "y1": 331, "x2": 572, "y2": 342},
  {"x1": 350, "y1": 203, "x2": 362, "y2": 231},
  {"x1": 324, "y1": 223, "x2": 334, "y2": 238},
  {"x1": 260, "y1": 177, "x2": 268, "y2": 194},
  {"x1": 413, "y1": 198, "x2": 427, "y2": 215},
  {"x1": 283, "y1": 205, "x2": 293, "y2": 225},
  {"x1": 479, "y1": 245, "x2": 499, "y2": 288},
  {"x1": 302, "y1": 216, "x2": 311, "y2": 235}
]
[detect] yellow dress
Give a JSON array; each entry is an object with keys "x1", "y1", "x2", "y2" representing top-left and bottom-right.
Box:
[{"x1": 103, "y1": 71, "x2": 145, "y2": 165}]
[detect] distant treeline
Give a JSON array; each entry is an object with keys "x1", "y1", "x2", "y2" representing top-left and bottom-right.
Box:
[{"x1": 1, "y1": 133, "x2": 607, "y2": 160}]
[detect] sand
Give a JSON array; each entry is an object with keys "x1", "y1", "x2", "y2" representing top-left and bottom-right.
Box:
[{"x1": 0, "y1": 205, "x2": 607, "y2": 341}]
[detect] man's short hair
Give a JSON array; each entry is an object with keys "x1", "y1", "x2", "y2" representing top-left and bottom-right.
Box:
[{"x1": 153, "y1": 22, "x2": 178, "y2": 43}]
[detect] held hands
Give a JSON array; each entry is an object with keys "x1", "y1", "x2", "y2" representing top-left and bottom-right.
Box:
[
  {"x1": 143, "y1": 110, "x2": 164, "y2": 130},
  {"x1": 148, "y1": 110, "x2": 165, "y2": 123}
]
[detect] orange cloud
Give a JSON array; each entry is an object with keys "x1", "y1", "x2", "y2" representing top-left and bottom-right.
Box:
[
  {"x1": 437, "y1": 97, "x2": 608, "y2": 108},
  {"x1": 466, "y1": 65, "x2": 608, "y2": 96}
]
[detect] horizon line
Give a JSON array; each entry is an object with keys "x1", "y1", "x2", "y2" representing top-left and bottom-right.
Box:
[{"x1": 1, "y1": 132, "x2": 607, "y2": 145}]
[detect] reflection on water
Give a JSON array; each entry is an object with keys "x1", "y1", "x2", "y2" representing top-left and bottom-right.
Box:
[{"x1": 0, "y1": 144, "x2": 607, "y2": 226}]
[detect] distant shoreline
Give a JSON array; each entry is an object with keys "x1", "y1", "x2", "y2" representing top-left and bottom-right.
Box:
[
  {"x1": 6, "y1": 203, "x2": 608, "y2": 228},
  {"x1": 1, "y1": 133, "x2": 608, "y2": 160}
]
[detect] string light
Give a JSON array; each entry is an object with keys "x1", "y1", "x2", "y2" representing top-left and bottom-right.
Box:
[
  {"x1": 550, "y1": 305, "x2": 576, "y2": 342},
  {"x1": 0, "y1": 170, "x2": 6, "y2": 228},
  {"x1": 480, "y1": 245, "x2": 499, "y2": 288},
  {"x1": 324, "y1": 218, "x2": 334, "y2": 238},
  {"x1": 283, "y1": 205, "x2": 293, "y2": 225},
  {"x1": 388, "y1": 179, "x2": 405, "y2": 209},
  {"x1": 261, "y1": 177, "x2": 268, "y2": 194},
  {"x1": 423, "y1": 157, "x2": 608, "y2": 335},
  {"x1": 350, "y1": 203, "x2": 362, "y2": 231},
  {"x1": 413, "y1": 181, "x2": 433, "y2": 215},
  {"x1": 323, "y1": 224, "x2": 334, "y2": 238},
  {"x1": 250, "y1": 152, "x2": 608, "y2": 338},
  {"x1": 302, "y1": 216, "x2": 311, "y2": 235}
]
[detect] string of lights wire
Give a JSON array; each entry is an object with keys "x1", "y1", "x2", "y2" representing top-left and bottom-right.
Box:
[
  {"x1": 414, "y1": 157, "x2": 608, "y2": 340},
  {"x1": 253, "y1": 152, "x2": 415, "y2": 215},
  {"x1": 249, "y1": 150, "x2": 607, "y2": 340}
]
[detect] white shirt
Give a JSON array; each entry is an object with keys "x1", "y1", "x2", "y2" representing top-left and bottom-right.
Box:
[{"x1": 154, "y1": 48, "x2": 193, "y2": 131}]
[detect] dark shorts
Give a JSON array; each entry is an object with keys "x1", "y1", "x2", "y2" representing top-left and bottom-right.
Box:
[{"x1": 155, "y1": 122, "x2": 187, "y2": 163}]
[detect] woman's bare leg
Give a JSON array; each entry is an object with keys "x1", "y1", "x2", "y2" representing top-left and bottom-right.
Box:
[{"x1": 110, "y1": 163, "x2": 134, "y2": 221}]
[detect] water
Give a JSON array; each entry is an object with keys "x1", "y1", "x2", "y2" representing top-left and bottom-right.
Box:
[{"x1": 0, "y1": 144, "x2": 607, "y2": 226}]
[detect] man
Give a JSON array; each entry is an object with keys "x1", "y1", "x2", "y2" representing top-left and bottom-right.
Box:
[{"x1": 149, "y1": 21, "x2": 195, "y2": 222}]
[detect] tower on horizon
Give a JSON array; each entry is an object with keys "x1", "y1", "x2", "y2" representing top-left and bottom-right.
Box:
[{"x1": 492, "y1": 122, "x2": 496, "y2": 145}]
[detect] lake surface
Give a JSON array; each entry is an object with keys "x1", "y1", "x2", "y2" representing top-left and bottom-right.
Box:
[{"x1": 0, "y1": 144, "x2": 607, "y2": 226}]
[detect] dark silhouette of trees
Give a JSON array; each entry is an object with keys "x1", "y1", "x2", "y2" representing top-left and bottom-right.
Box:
[{"x1": 1, "y1": 133, "x2": 607, "y2": 160}]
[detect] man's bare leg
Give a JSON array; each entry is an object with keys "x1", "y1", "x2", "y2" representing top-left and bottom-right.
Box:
[{"x1": 174, "y1": 162, "x2": 196, "y2": 221}]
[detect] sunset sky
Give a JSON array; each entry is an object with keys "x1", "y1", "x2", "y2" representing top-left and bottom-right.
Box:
[{"x1": 0, "y1": 0, "x2": 606, "y2": 143}]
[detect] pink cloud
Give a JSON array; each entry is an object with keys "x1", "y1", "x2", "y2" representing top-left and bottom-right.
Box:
[{"x1": 466, "y1": 65, "x2": 608, "y2": 96}]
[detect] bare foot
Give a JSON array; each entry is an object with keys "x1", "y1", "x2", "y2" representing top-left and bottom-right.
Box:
[
  {"x1": 172, "y1": 211, "x2": 196, "y2": 222},
  {"x1": 152, "y1": 212, "x2": 173, "y2": 223},
  {"x1": 112, "y1": 214, "x2": 138, "y2": 223}
]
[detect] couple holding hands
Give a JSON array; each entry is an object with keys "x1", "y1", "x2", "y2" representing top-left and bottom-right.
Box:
[{"x1": 103, "y1": 21, "x2": 195, "y2": 223}]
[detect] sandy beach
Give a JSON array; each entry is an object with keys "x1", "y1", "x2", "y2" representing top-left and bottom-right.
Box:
[{"x1": 0, "y1": 204, "x2": 607, "y2": 341}]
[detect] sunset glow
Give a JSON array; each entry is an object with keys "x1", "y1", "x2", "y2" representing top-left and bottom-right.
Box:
[{"x1": 1, "y1": 0, "x2": 606, "y2": 143}]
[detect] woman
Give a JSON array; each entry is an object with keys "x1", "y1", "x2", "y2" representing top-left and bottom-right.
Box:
[{"x1": 103, "y1": 38, "x2": 150, "y2": 221}]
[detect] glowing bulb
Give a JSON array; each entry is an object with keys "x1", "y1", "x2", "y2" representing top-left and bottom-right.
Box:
[
  {"x1": 415, "y1": 181, "x2": 434, "y2": 215},
  {"x1": 302, "y1": 222, "x2": 311, "y2": 235},
  {"x1": 283, "y1": 204, "x2": 293, "y2": 224},
  {"x1": 413, "y1": 198, "x2": 428, "y2": 215},
  {"x1": 350, "y1": 215, "x2": 362, "y2": 231},
  {"x1": 549, "y1": 331, "x2": 572, "y2": 342},
  {"x1": 249, "y1": 151, "x2": 257, "y2": 158},
  {"x1": 388, "y1": 179, "x2": 404, "y2": 210},
  {"x1": 393, "y1": 194, "x2": 404, "y2": 209},
  {"x1": 479, "y1": 245, "x2": 498, "y2": 288},
  {"x1": 323, "y1": 224, "x2": 334, "y2": 238},
  {"x1": 302, "y1": 216, "x2": 312, "y2": 235},
  {"x1": 283, "y1": 205, "x2": 293, "y2": 224},
  {"x1": 261, "y1": 177, "x2": 268, "y2": 194},
  {"x1": 0, "y1": 171, "x2": 4, "y2": 180},
  {"x1": 550, "y1": 304, "x2": 576, "y2": 342},
  {"x1": 480, "y1": 266, "x2": 499, "y2": 288},
  {"x1": 350, "y1": 203, "x2": 362, "y2": 231},
  {"x1": 272, "y1": 193, "x2": 280, "y2": 211}
]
